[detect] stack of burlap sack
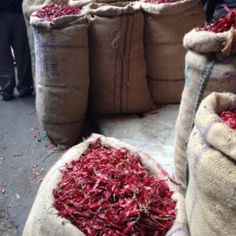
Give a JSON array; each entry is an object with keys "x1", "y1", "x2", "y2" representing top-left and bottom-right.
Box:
[
  {"x1": 22, "y1": 0, "x2": 204, "y2": 146},
  {"x1": 174, "y1": 26, "x2": 236, "y2": 189},
  {"x1": 22, "y1": 1, "x2": 236, "y2": 235},
  {"x1": 172, "y1": 19, "x2": 236, "y2": 235},
  {"x1": 23, "y1": 94, "x2": 236, "y2": 236}
]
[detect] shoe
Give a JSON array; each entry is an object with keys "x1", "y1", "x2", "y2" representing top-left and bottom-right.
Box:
[
  {"x1": 0, "y1": 75, "x2": 15, "y2": 101},
  {"x1": 1, "y1": 91, "x2": 14, "y2": 101},
  {"x1": 18, "y1": 87, "x2": 34, "y2": 98}
]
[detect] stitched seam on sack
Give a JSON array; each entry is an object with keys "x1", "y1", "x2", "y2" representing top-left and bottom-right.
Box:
[
  {"x1": 148, "y1": 77, "x2": 185, "y2": 82},
  {"x1": 191, "y1": 60, "x2": 216, "y2": 125},
  {"x1": 120, "y1": 16, "x2": 128, "y2": 113},
  {"x1": 166, "y1": 226, "x2": 188, "y2": 236},
  {"x1": 126, "y1": 15, "x2": 133, "y2": 113},
  {"x1": 188, "y1": 144, "x2": 209, "y2": 225},
  {"x1": 201, "y1": 119, "x2": 222, "y2": 141},
  {"x1": 185, "y1": 60, "x2": 215, "y2": 188},
  {"x1": 113, "y1": 29, "x2": 120, "y2": 113},
  {"x1": 114, "y1": 51, "x2": 118, "y2": 113},
  {"x1": 191, "y1": 143, "x2": 209, "y2": 176}
]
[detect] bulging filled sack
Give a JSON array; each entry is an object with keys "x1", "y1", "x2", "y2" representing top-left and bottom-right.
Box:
[
  {"x1": 69, "y1": 0, "x2": 134, "y2": 8},
  {"x1": 23, "y1": 0, "x2": 61, "y2": 78},
  {"x1": 174, "y1": 27, "x2": 236, "y2": 190},
  {"x1": 85, "y1": 2, "x2": 154, "y2": 114},
  {"x1": 23, "y1": 0, "x2": 60, "y2": 21},
  {"x1": 23, "y1": 134, "x2": 179, "y2": 235},
  {"x1": 30, "y1": 11, "x2": 89, "y2": 146},
  {"x1": 186, "y1": 92, "x2": 236, "y2": 235},
  {"x1": 140, "y1": 0, "x2": 204, "y2": 104}
]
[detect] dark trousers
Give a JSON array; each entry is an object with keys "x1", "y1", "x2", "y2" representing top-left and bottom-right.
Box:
[
  {"x1": 202, "y1": 0, "x2": 236, "y2": 22},
  {"x1": 0, "y1": 11, "x2": 33, "y2": 94},
  {"x1": 202, "y1": 0, "x2": 218, "y2": 22}
]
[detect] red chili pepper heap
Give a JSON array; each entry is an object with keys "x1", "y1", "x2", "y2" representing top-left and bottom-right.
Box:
[
  {"x1": 35, "y1": 4, "x2": 81, "y2": 21},
  {"x1": 145, "y1": 0, "x2": 181, "y2": 4},
  {"x1": 220, "y1": 110, "x2": 236, "y2": 129},
  {"x1": 198, "y1": 6, "x2": 236, "y2": 33},
  {"x1": 53, "y1": 139, "x2": 176, "y2": 235}
]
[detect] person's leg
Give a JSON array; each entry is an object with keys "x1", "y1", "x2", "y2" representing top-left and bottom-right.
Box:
[
  {"x1": 0, "y1": 12, "x2": 16, "y2": 100},
  {"x1": 202, "y1": 0, "x2": 217, "y2": 22},
  {"x1": 11, "y1": 11, "x2": 33, "y2": 97}
]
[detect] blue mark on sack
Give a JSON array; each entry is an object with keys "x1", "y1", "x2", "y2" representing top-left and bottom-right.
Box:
[{"x1": 185, "y1": 65, "x2": 192, "y2": 86}]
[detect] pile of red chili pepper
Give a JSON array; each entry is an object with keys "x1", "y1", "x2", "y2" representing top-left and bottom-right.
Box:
[
  {"x1": 145, "y1": 0, "x2": 181, "y2": 4},
  {"x1": 35, "y1": 3, "x2": 80, "y2": 21},
  {"x1": 53, "y1": 139, "x2": 176, "y2": 235},
  {"x1": 198, "y1": 6, "x2": 236, "y2": 33},
  {"x1": 220, "y1": 110, "x2": 236, "y2": 129}
]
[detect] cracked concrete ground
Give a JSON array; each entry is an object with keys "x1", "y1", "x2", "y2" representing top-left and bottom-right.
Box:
[{"x1": 0, "y1": 94, "x2": 179, "y2": 236}]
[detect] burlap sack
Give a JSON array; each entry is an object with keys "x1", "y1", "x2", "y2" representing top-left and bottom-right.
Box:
[
  {"x1": 23, "y1": 0, "x2": 62, "y2": 21},
  {"x1": 184, "y1": 27, "x2": 236, "y2": 56},
  {"x1": 166, "y1": 190, "x2": 189, "y2": 236},
  {"x1": 31, "y1": 14, "x2": 89, "y2": 146},
  {"x1": 174, "y1": 43, "x2": 236, "y2": 191},
  {"x1": 186, "y1": 92, "x2": 236, "y2": 236},
  {"x1": 23, "y1": 133, "x2": 178, "y2": 235},
  {"x1": 84, "y1": 2, "x2": 153, "y2": 114},
  {"x1": 69, "y1": 0, "x2": 133, "y2": 8},
  {"x1": 23, "y1": 0, "x2": 63, "y2": 79},
  {"x1": 140, "y1": 0, "x2": 204, "y2": 104}
]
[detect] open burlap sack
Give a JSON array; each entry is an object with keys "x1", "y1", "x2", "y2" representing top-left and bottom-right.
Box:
[
  {"x1": 140, "y1": 0, "x2": 204, "y2": 104},
  {"x1": 23, "y1": 0, "x2": 64, "y2": 79},
  {"x1": 23, "y1": 0, "x2": 63, "y2": 21},
  {"x1": 186, "y1": 92, "x2": 236, "y2": 236},
  {"x1": 84, "y1": 2, "x2": 153, "y2": 114},
  {"x1": 69, "y1": 0, "x2": 134, "y2": 8},
  {"x1": 23, "y1": 133, "x2": 179, "y2": 235},
  {"x1": 31, "y1": 14, "x2": 89, "y2": 146},
  {"x1": 174, "y1": 31, "x2": 236, "y2": 191},
  {"x1": 184, "y1": 27, "x2": 236, "y2": 56}
]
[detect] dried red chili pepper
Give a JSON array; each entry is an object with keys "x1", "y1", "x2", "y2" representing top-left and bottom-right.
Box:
[
  {"x1": 145, "y1": 0, "x2": 182, "y2": 4},
  {"x1": 220, "y1": 110, "x2": 236, "y2": 129},
  {"x1": 197, "y1": 6, "x2": 236, "y2": 33},
  {"x1": 35, "y1": 3, "x2": 81, "y2": 21},
  {"x1": 53, "y1": 139, "x2": 176, "y2": 235}
]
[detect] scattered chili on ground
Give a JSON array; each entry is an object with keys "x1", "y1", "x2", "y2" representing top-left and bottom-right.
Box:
[
  {"x1": 35, "y1": 4, "x2": 81, "y2": 21},
  {"x1": 145, "y1": 0, "x2": 182, "y2": 4},
  {"x1": 220, "y1": 110, "x2": 236, "y2": 129},
  {"x1": 197, "y1": 6, "x2": 236, "y2": 33},
  {"x1": 53, "y1": 139, "x2": 176, "y2": 235}
]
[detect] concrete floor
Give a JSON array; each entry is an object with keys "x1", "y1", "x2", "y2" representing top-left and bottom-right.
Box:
[
  {"x1": 0, "y1": 94, "x2": 179, "y2": 236},
  {"x1": 0, "y1": 95, "x2": 63, "y2": 235},
  {"x1": 97, "y1": 105, "x2": 179, "y2": 175}
]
